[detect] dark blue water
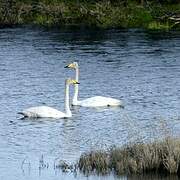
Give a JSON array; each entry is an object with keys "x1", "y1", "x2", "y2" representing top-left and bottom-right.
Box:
[{"x1": 0, "y1": 27, "x2": 179, "y2": 180}]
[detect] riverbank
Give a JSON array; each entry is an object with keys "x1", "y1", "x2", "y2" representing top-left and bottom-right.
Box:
[{"x1": 0, "y1": 0, "x2": 179, "y2": 30}]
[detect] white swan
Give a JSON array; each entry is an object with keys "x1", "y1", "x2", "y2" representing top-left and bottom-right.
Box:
[
  {"x1": 19, "y1": 79, "x2": 79, "y2": 118},
  {"x1": 65, "y1": 62, "x2": 123, "y2": 107}
]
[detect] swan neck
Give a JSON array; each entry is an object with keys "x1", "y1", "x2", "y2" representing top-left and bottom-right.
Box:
[
  {"x1": 73, "y1": 66, "x2": 79, "y2": 104},
  {"x1": 65, "y1": 82, "x2": 71, "y2": 117}
]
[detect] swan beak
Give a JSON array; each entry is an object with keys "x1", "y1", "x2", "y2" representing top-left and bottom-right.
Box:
[
  {"x1": 68, "y1": 79, "x2": 79, "y2": 84},
  {"x1": 64, "y1": 63, "x2": 76, "y2": 69},
  {"x1": 64, "y1": 65, "x2": 69, "y2": 68}
]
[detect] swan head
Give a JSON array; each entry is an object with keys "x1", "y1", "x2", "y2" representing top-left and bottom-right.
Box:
[
  {"x1": 64, "y1": 62, "x2": 78, "y2": 69},
  {"x1": 66, "y1": 78, "x2": 79, "y2": 85}
]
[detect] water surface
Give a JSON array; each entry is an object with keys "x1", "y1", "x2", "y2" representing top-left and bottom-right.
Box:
[{"x1": 0, "y1": 27, "x2": 180, "y2": 180}]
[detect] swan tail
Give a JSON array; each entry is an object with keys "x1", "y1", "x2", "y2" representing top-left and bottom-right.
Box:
[{"x1": 17, "y1": 112, "x2": 27, "y2": 117}]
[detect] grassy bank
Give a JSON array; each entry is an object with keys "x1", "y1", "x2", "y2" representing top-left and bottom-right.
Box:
[
  {"x1": 77, "y1": 137, "x2": 180, "y2": 176},
  {"x1": 0, "y1": 0, "x2": 179, "y2": 30}
]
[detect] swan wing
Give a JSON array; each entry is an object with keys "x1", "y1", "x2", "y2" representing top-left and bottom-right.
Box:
[
  {"x1": 79, "y1": 96, "x2": 123, "y2": 107},
  {"x1": 21, "y1": 106, "x2": 66, "y2": 118}
]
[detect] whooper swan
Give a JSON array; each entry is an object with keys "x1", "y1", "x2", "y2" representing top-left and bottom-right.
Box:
[
  {"x1": 19, "y1": 79, "x2": 79, "y2": 118},
  {"x1": 65, "y1": 62, "x2": 123, "y2": 107}
]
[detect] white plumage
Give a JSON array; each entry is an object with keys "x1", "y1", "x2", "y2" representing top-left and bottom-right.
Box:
[
  {"x1": 20, "y1": 106, "x2": 67, "y2": 118},
  {"x1": 65, "y1": 62, "x2": 123, "y2": 107},
  {"x1": 19, "y1": 79, "x2": 79, "y2": 118},
  {"x1": 75, "y1": 96, "x2": 122, "y2": 107}
]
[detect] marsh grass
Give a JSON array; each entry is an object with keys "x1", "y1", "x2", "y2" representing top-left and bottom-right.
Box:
[
  {"x1": 77, "y1": 137, "x2": 180, "y2": 176},
  {"x1": 78, "y1": 150, "x2": 110, "y2": 175}
]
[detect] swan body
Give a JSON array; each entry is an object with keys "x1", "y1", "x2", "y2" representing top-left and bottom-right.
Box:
[
  {"x1": 74, "y1": 96, "x2": 122, "y2": 107},
  {"x1": 20, "y1": 106, "x2": 68, "y2": 118},
  {"x1": 65, "y1": 62, "x2": 123, "y2": 107},
  {"x1": 20, "y1": 79, "x2": 79, "y2": 118}
]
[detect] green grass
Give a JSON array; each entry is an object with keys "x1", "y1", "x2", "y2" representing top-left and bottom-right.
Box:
[{"x1": 148, "y1": 21, "x2": 170, "y2": 30}]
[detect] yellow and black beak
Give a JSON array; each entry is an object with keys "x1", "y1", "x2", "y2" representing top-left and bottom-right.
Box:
[
  {"x1": 72, "y1": 80, "x2": 80, "y2": 84},
  {"x1": 64, "y1": 65, "x2": 69, "y2": 68},
  {"x1": 64, "y1": 63, "x2": 75, "y2": 69}
]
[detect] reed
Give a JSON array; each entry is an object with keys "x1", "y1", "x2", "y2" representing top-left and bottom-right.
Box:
[{"x1": 78, "y1": 137, "x2": 180, "y2": 176}]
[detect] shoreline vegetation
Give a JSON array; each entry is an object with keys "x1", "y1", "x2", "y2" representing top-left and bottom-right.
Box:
[
  {"x1": 0, "y1": 0, "x2": 179, "y2": 30},
  {"x1": 57, "y1": 137, "x2": 180, "y2": 177}
]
